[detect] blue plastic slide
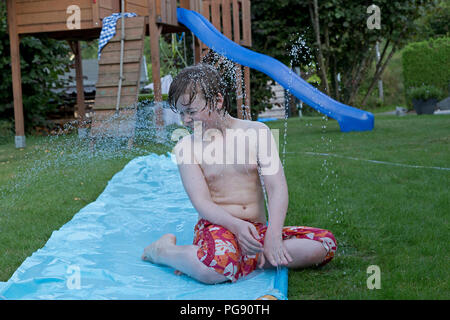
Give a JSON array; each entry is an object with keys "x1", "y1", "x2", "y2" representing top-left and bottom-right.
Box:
[
  {"x1": 177, "y1": 8, "x2": 374, "y2": 132},
  {"x1": 0, "y1": 154, "x2": 287, "y2": 299}
]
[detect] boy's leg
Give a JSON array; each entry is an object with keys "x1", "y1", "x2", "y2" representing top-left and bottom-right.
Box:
[
  {"x1": 259, "y1": 225, "x2": 337, "y2": 269},
  {"x1": 283, "y1": 238, "x2": 328, "y2": 269},
  {"x1": 142, "y1": 234, "x2": 228, "y2": 284},
  {"x1": 259, "y1": 238, "x2": 328, "y2": 269}
]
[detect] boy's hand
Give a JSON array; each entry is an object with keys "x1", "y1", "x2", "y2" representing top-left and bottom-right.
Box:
[
  {"x1": 231, "y1": 220, "x2": 264, "y2": 256},
  {"x1": 258, "y1": 232, "x2": 292, "y2": 268}
]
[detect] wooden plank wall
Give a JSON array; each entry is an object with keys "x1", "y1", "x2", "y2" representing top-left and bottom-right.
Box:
[
  {"x1": 164, "y1": 0, "x2": 178, "y2": 26},
  {"x1": 100, "y1": 0, "x2": 120, "y2": 18},
  {"x1": 200, "y1": 0, "x2": 252, "y2": 119},
  {"x1": 13, "y1": 0, "x2": 197, "y2": 35},
  {"x1": 14, "y1": 0, "x2": 116, "y2": 34},
  {"x1": 179, "y1": 0, "x2": 202, "y2": 12},
  {"x1": 125, "y1": 0, "x2": 148, "y2": 17},
  {"x1": 201, "y1": 0, "x2": 251, "y2": 47},
  {"x1": 125, "y1": 0, "x2": 177, "y2": 26}
]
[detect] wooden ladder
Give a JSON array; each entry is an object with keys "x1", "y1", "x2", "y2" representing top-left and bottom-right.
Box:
[{"x1": 91, "y1": 16, "x2": 146, "y2": 139}]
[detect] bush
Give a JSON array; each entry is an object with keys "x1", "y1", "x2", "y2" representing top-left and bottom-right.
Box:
[
  {"x1": 408, "y1": 85, "x2": 443, "y2": 101},
  {"x1": 0, "y1": 1, "x2": 71, "y2": 133},
  {"x1": 402, "y1": 37, "x2": 450, "y2": 101},
  {"x1": 138, "y1": 93, "x2": 168, "y2": 103}
]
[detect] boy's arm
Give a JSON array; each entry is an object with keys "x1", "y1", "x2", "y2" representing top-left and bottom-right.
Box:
[
  {"x1": 173, "y1": 137, "x2": 263, "y2": 255},
  {"x1": 256, "y1": 123, "x2": 293, "y2": 267}
]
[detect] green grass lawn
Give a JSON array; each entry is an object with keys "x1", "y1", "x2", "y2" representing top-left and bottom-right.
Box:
[{"x1": 0, "y1": 114, "x2": 449, "y2": 299}]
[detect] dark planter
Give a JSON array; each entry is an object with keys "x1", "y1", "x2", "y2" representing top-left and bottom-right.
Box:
[{"x1": 412, "y1": 98, "x2": 438, "y2": 115}]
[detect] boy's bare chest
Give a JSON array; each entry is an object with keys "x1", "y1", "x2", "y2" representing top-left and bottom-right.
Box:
[
  {"x1": 194, "y1": 136, "x2": 260, "y2": 186},
  {"x1": 191, "y1": 130, "x2": 265, "y2": 215},
  {"x1": 192, "y1": 133, "x2": 259, "y2": 167},
  {"x1": 199, "y1": 162, "x2": 259, "y2": 183},
  {"x1": 194, "y1": 137, "x2": 257, "y2": 170}
]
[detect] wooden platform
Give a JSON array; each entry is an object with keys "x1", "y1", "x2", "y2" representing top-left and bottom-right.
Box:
[
  {"x1": 6, "y1": 0, "x2": 253, "y2": 147},
  {"x1": 13, "y1": 0, "x2": 117, "y2": 37},
  {"x1": 11, "y1": 0, "x2": 187, "y2": 40}
]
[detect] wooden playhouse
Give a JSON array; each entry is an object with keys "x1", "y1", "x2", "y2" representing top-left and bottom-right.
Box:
[{"x1": 6, "y1": 0, "x2": 252, "y2": 147}]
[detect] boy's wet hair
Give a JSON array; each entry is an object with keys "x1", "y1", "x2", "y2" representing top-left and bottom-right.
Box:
[{"x1": 168, "y1": 63, "x2": 230, "y2": 115}]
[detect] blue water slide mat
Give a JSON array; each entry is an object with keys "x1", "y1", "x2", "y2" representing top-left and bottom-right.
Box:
[{"x1": 0, "y1": 153, "x2": 287, "y2": 300}]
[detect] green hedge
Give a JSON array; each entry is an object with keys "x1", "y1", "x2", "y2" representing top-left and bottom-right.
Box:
[
  {"x1": 138, "y1": 93, "x2": 168, "y2": 102},
  {"x1": 402, "y1": 37, "x2": 450, "y2": 99}
]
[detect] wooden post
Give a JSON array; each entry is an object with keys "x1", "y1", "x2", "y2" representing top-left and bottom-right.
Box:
[
  {"x1": 210, "y1": 0, "x2": 220, "y2": 30},
  {"x1": 148, "y1": 0, "x2": 162, "y2": 102},
  {"x1": 221, "y1": 0, "x2": 232, "y2": 39},
  {"x1": 73, "y1": 41, "x2": 86, "y2": 122},
  {"x1": 238, "y1": 0, "x2": 252, "y2": 120},
  {"x1": 7, "y1": 0, "x2": 25, "y2": 148},
  {"x1": 232, "y1": 0, "x2": 243, "y2": 119},
  {"x1": 180, "y1": 0, "x2": 190, "y2": 8},
  {"x1": 148, "y1": 0, "x2": 164, "y2": 134},
  {"x1": 241, "y1": 0, "x2": 251, "y2": 119},
  {"x1": 181, "y1": 0, "x2": 201, "y2": 63},
  {"x1": 289, "y1": 93, "x2": 298, "y2": 117},
  {"x1": 241, "y1": 0, "x2": 252, "y2": 46},
  {"x1": 244, "y1": 66, "x2": 251, "y2": 120},
  {"x1": 193, "y1": 35, "x2": 201, "y2": 63},
  {"x1": 232, "y1": 0, "x2": 240, "y2": 43},
  {"x1": 235, "y1": 64, "x2": 243, "y2": 119},
  {"x1": 92, "y1": 0, "x2": 100, "y2": 28},
  {"x1": 180, "y1": 0, "x2": 201, "y2": 11}
]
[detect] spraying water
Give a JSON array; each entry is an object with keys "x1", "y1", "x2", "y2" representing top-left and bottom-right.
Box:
[{"x1": 0, "y1": 101, "x2": 181, "y2": 212}]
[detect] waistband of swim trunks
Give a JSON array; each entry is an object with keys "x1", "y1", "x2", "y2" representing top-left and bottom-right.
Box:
[{"x1": 196, "y1": 218, "x2": 266, "y2": 229}]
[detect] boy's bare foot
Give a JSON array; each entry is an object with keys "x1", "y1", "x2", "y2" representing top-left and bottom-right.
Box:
[{"x1": 141, "y1": 233, "x2": 176, "y2": 264}]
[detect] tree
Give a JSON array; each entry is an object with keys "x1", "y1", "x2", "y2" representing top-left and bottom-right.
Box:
[
  {"x1": 251, "y1": 0, "x2": 316, "y2": 114},
  {"x1": 0, "y1": 1, "x2": 71, "y2": 132},
  {"x1": 250, "y1": 0, "x2": 437, "y2": 110},
  {"x1": 414, "y1": 0, "x2": 449, "y2": 40}
]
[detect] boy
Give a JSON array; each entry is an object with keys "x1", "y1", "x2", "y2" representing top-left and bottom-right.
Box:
[{"x1": 142, "y1": 64, "x2": 337, "y2": 284}]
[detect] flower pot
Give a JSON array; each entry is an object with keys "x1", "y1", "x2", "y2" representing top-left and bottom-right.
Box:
[{"x1": 412, "y1": 99, "x2": 438, "y2": 115}]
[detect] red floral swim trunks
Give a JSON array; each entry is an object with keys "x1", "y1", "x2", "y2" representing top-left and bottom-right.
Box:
[{"x1": 193, "y1": 219, "x2": 337, "y2": 282}]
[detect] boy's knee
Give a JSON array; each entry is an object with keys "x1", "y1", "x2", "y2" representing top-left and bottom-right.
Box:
[
  {"x1": 311, "y1": 245, "x2": 328, "y2": 265},
  {"x1": 289, "y1": 238, "x2": 329, "y2": 267}
]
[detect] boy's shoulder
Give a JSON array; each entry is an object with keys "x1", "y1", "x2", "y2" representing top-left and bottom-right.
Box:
[{"x1": 234, "y1": 118, "x2": 269, "y2": 131}]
